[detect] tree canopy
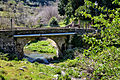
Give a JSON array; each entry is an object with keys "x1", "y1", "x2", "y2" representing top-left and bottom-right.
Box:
[{"x1": 58, "y1": 0, "x2": 120, "y2": 22}]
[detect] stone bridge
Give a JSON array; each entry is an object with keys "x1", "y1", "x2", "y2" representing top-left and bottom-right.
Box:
[{"x1": 0, "y1": 28, "x2": 95, "y2": 59}]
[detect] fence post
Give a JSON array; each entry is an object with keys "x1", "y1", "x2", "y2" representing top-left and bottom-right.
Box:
[
  {"x1": 85, "y1": 22, "x2": 87, "y2": 29},
  {"x1": 10, "y1": 18, "x2": 12, "y2": 31}
]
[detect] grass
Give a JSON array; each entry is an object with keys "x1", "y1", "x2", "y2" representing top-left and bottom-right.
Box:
[
  {"x1": 24, "y1": 40, "x2": 56, "y2": 54},
  {"x1": 0, "y1": 47, "x2": 120, "y2": 80},
  {"x1": 0, "y1": 60, "x2": 61, "y2": 80},
  {"x1": 0, "y1": 11, "x2": 9, "y2": 17}
]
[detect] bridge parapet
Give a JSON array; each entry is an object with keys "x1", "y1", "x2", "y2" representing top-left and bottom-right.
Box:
[
  {"x1": 13, "y1": 28, "x2": 95, "y2": 35},
  {"x1": 0, "y1": 28, "x2": 95, "y2": 35}
]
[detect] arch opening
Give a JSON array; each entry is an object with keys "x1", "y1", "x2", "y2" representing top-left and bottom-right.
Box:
[{"x1": 23, "y1": 37, "x2": 59, "y2": 64}]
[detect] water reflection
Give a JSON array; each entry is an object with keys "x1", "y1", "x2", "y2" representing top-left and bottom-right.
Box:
[{"x1": 24, "y1": 51, "x2": 56, "y2": 64}]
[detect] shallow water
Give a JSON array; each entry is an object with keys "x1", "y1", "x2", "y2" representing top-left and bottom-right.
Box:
[
  {"x1": 25, "y1": 52, "x2": 55, "y2": 59},
  {"x1": 24, "y1": 50, "x2": 56, "y2": 64}
]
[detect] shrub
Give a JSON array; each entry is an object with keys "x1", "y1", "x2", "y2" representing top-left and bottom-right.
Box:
[
  {"x1": 0, "y1": 53, "x2": 8, "y2": 61},
  {"x1": 0, "y1": 75, "x2": 5, "y2": 80},
  {"x1": 33, "y1": 24, "x2": 43, "y2": 28},
  {"x1": 92, "y1": 47, "x2": 120, "y2": 79},
  {"x1": 48, "y1": 17, "x2": 59, "y2": 27}
]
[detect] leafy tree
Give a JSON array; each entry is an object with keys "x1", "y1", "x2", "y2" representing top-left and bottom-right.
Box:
[
  {"x1": 76, "y1": 1, "x2": 120, "y2": 79},
  {"x1": 58, "y1": 0, "x2": 84, "y2": 24},
  {"x1": 58, "y1": 0, "x2": 120, "y2": 23},
  {"x1": 82, "y1": 7, "x2": 120, "y2": 79}
]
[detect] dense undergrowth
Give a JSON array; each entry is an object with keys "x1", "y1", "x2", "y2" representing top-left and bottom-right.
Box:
[{"x1": 56, "y1": 47, "x2": 120, "y2": 80}]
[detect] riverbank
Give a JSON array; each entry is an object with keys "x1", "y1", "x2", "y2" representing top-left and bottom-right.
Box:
[{"x1": 0, "y1": 46, "x2": 120, "y2": 80}]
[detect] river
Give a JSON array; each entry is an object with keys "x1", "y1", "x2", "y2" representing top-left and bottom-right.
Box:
[{"x1": 24, "y1": 50, "x2": 56, "y2": 64}]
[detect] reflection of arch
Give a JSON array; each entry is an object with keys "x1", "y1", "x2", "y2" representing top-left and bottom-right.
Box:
[{"x1": 15, "y1": 35, "x2": 72, "y2": 59}]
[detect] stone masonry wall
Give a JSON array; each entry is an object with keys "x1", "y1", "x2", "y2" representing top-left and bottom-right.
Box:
[{"x1": 0, "y1": 31, "x2": 15, "y2": 53}]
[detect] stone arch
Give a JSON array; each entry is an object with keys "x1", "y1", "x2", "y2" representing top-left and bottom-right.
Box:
[{"x1": 14, "y1": 35, "x2": 71, "y2": 59}]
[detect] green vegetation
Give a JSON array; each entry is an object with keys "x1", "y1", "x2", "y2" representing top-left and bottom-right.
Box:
[
  {"x1": 0, "y1": 11, "x2": 9, "y2": 17},
  {"x1": 44, "y1": 21, "x2": 66, "y2": 28},
  {"x1": 58, "y1": 21, "x2": 66, "y2": 27},
  {"x1": 0, "y1": 60, "x2": 61, "y2": 80},
  {"x1": 24, "y1": 40, "x2": 56, "y2": 54},
  {"x1": 0, "y1": 0, "x2": 120, "y2": 80},
  {"x1": 57, "y1": 0, "x2": 120, "y2": 79},
  {"x1": 57, "y1": 47, "x2": 120, "y2": 79},
  {"x1": 58, "y1": 0, "x2": 120, "y2": 25},
  {"x1": 49, "y1": 17, "x2": 59, "y2": 27}
]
